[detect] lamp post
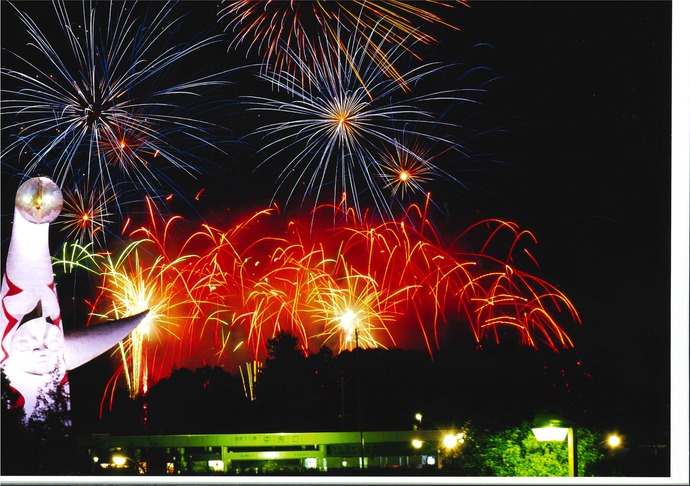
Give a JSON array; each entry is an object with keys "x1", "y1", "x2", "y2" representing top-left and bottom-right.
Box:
[
  {"x1": 532, "y1": 416, "x2": 577, "y2": 477},
  {"x1": 111, "y1": 453, "x2": 145, "y2": 475},
  {"x1": 355, "y1": 327, "x2": 364, "y2": 469},
  {"x1": 411, "y1": 438, "x2": 438, "y2": 468}
]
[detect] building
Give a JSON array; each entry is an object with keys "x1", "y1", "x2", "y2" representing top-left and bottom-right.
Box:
[{"x1": 80, "y1": 429, "x2": 465, "y2": 475}]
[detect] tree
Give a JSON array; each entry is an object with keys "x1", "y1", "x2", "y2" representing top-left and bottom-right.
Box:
[
  {"x1": 145, "y1": 365, "x2": 248, "y2": 433},
  {"x1": 444, "y1": 421, "x2": 606, "y2": 477},
  {"x1": 1, "y1": 367, "x2": 89, "y2": 475},
  {"x1": 1, "y1": 369, "x2": 32, "y2": 475},
  {"x1": 256, "y1": 331, "x2": 317, "y2": 431}
]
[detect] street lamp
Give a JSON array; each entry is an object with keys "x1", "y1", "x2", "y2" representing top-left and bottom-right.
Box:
[
  {"x1": 111, "y1": 453, "x2": 145, "y2": 475},
  {"x1": 442, "y1": 432, "x2": 465, "y2": 449},
  {"x1": 434, "y1": 431, "x2": 465, "y2": 469},
  {"x1": 354, "y1": 327, "x2": 364, "y2": 469},
  {"x1": 411, "y1": 438, "x2": 438, "y2": 467},
  {"x1": 414, "y1": 412, "x2": 422, "y2": 430},
  {"x1": 532, "y1": 415, "x2": 577, "y2": 477},
  {"x1": 606, "y1": 433, "x2": 622, "y2": 449}
]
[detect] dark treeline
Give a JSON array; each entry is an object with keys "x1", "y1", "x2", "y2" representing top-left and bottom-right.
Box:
[{"x1": 68, "y1": 331, "x2": 597, "y2": 436}]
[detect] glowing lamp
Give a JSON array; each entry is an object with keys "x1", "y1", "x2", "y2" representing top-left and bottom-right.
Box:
[
  {"x1": 112, "y1": 454, "x2": 127, "y2": 467},
  {"x1": 532, "y1": 414, "x2": 577, "y2": 477},
  {"x1": 607, "y1": 433, "x2": 622, "y2": 448},
  {"x1": 411, "y1": 439, "x2": 423, "y2": 449},
  {"x1": 532, "y1": 423, "x2": 569, "y2": 442},
  {"x1": 442, "y1": 433, "x2": 459, "y2": 449}
]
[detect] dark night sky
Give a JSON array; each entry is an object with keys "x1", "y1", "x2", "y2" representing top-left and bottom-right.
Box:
[
  {"x1": 1, "y1": 0, "x2": 684, "y2": 470},
  {"x1": 454, "y1": 0, "x2": 675, "y2": 447},
  {"x1": 457, "y1": 0, "x2": 672, "y2": 417}
]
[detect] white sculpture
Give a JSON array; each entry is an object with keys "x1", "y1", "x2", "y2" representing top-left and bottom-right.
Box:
[{"x1": 1, "y1": 176, "x2": 147, "y2": 420}]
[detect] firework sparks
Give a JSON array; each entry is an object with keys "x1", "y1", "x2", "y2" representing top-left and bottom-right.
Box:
[
  {"x1": 308, "y1": 259, "x2": 405, "y2": 353},
  {"x1": 239, "y1": 360, "x2": 262, "y2": 401},
  {"x1": 58, "y1": 182, "x2": 116, "y2": 247},
  {"x1": 451, "y1": 219, "x2": 580, "y2": 350},
  {"x1": 243, "y1": 22, "x2": 483, "y2": 221},
  {"x1": 1, "y1": 0, "x2": 232, "y2": 245},
  {"x1": 219, "y1": 0, "x2": 469, "y2": 88},
  {"x1": 54, "y1": 199, "x2": 580, "y2": 398},
  {"x1": 379, "y1": 137, "x2": 441, "y2": 200}
]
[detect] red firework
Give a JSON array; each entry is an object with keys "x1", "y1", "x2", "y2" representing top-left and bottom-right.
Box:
[{"x1": 69, "y1": 198, "x2": 580, "y2": 400}]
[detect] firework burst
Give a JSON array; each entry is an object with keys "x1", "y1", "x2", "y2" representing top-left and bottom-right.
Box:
[
  {"x1": 243, "y1": 23, "x2": 485, "y2": 221},
  {"x1": 58, "y1": 182, "x2": 116, "y2": 247},
  {"x1": 1, "y1": 0, "x2": 232, "y2": 245},
  {"x1": 379, "y1": 136, "x2": 440, "y2": 200},
  {"x1": 54, "y1": 200, "x2": 580, "y2": 397}
]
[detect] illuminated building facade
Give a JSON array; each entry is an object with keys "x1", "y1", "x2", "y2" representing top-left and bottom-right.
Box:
[{"x1": 80, "y1": 429, "x2": 461, "y2": 474}]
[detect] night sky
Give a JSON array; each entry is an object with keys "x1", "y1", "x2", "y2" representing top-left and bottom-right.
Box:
[
  {"x1": 1, "y1": 0, "x2": 682, "y2": 473},
  {"x1": 457, "y1": 0, "x2": 672, "y2": 436}
]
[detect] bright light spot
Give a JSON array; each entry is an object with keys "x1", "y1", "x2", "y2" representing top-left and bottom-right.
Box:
[
  {"x1": 426, "y1": 456, "x2": 436, "y2": 466},
  {"x1": 411, "y1": 439, "x2": 423, "y2": 449},
  {"x1": 339, "y1": 309, "x2": 357, "y2": 333},
  {"x1": 532, "y1": 425, "x2": 569, "y2": 442},
  {"x1": 208, "y1": 460, "x2": 224, "y2": 472},
  {"x1": 399, "y1": 170, "x2": 410, "y2": 182},
  {"x1": 119, "y1": 140, "x2": 126, "y2": 149},
  {"x1": 415, "y1": 412, "x2": 422, "y2": 422},
  {"x1": 139, "y1": 315, "x2": 152, "y2": 334},
  {"x1": 443, "y1": 434, "x2": 457, "y2": 449},
  {"x1": 22, "y1": 195, "x2": 32, "y2": 205},
  {"x1": 607, "y1": 434, "x2": 622, "y2": 448},
  {"x1": 112, "y1": 455, "x2": 126, "y2": 467},
  {"x1": 442, "y1": 433, "x2": 464, "y2": 449},
  {"x1": 81, "y1": 214, "x2": 90, "y2": 221}
]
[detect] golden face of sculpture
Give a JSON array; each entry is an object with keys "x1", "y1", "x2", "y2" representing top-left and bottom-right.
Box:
[{"x1": 15, "y1": 177, "x2": 63, "y2": 224}]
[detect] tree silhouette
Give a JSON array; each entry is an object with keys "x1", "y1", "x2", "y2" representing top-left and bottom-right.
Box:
[
  {"x1": 256, "y1": 331, "x2": 321, "y2": 431},
  {"x1": 1, "y1": 369, "x2": 32, "y2": 474},
  {"x1": 1, "y1": 367, "x2": 88, "y2": 475},
  {"x1": 145, "y1": 365, "x2": 249, "y2": 433}
]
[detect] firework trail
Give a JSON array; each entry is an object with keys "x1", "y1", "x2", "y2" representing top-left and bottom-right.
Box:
[
  {"x1": 55, "y1": 199, "x2": 206, "y2": 400},
  {"x1": 219, "y1": 0, "x2": 469, "y2": 88},
  {"x1": 55, "y1": 200, "x2": 580, "y2": 397},
  {"x1": 451, "y1": 219, "x2": 580, "y2": 350},
  {"x1": 222, "y1": 200, "x2": 579, "y2": 360},
  {"x1": 1, "y1": 0, "x2": 232, "y2": 247},
  {"x1": 239, "y1": 360, "x2": 262, "y2": 401}
]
